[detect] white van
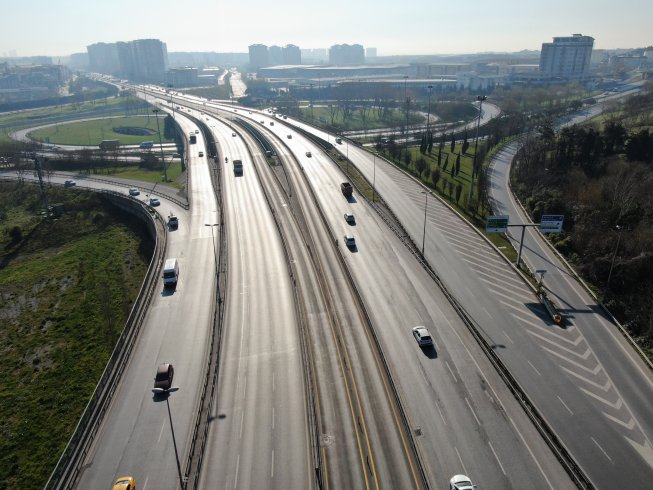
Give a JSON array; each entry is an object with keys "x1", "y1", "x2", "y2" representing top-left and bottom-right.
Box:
[{"x1": 162, "y1": 258, "x2": 179, "y2": 287}]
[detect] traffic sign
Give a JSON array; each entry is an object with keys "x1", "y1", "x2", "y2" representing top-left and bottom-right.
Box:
[
  {"x1": 486, "y1": 215, "x2": 509, "y2": 233},
  {"x1": 540, "y1": 215, "x2": 564, "y2": 233}
]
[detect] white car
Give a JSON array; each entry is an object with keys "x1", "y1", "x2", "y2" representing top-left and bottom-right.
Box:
[
  {"x1": 449, "y1": 475, "x2": 475, "y2": 490},
  {"x1": 344, "y1": 212, "x2": 355, "y2": 224},
  {"x1": 232, "y1": 132, "x2": 237, "y2": 137},
  {"x1": 344, "y1": 234, "x2": 356, "y2": 248},
  {"x1": 129, "y1": 188, "x2": 140, "y2": 196},
  {"x1": 412, "y1": 326, "x2": 433, "y2": 347}
]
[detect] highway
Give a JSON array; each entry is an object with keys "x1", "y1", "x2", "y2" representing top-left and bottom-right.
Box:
[
  {"x1": 14, "y1": 80, "x2": 646, "y2": 488},
  {"x1": 485, "y1": 85, "x2": 653, "y2": 487},
  {"x1": 69, "y1": 111, "x2": 219, "y2": 488},
  {"x1": 196, "y1": 111, "x2": 311, "y2": 489},
  {"x1": 225, "y1": 107, "x2": 575, "y2": 489},
  {"x1": 276, "y1": 110, "x2": 652, "y2": 487}
]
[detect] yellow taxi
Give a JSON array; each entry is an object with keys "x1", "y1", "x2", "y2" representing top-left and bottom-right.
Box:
[{"x1": 112, "y1": 476, "x2": 136, "y2": 490}]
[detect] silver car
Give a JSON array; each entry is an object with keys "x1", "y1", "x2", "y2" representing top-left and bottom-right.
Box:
[{"x1": 412, "y1": 326, "x2": 433, "y2": 347}]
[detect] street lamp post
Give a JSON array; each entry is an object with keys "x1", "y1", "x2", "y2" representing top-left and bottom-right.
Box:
[
  {"x1": 153, "y1": 108, "x2": 168, "y2": 182},
  {"x1": 421, "y1": 191, "x2": 429, "y2": 255},
  {"x1": 426, "y1": 85, "x2": 433, "y2": 136},
  {"x1": 468, "y1": 95, "x2": 487, "y2": 209},
  {"x1": 604, "y1": 225, "x2": 623, "y2": 296},
  {"x1": 403, "y1": 76, "x2": 409, "y2": 161},
  {"x1": 372, "y1": 152, "x2": 376, "y2": 202}
]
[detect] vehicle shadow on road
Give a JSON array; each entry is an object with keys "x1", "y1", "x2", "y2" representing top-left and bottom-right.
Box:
[
  {"x1": 161, "y1": 287, "x2": 176, "y2": 297},
  {"x1": 421, "y1": 346, "x2": 438, "y2": 359}
]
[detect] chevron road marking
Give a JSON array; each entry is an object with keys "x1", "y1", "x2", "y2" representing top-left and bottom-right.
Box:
[
  {"x1": 560, "y1": 366, "x2": 610, "y2": 391},
  {"x1": 528, "y1": 330, "x2": 591, "y2": 360},
  {"x1": 580, "y1": 387, "x2": 623, "y2": 410},
  {"x1": 540, "y1": 345, "x2": 601, "y2": 374}
]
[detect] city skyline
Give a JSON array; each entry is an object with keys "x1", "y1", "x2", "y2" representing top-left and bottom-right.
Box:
[{"x1": 1, "y1": 0, "x2": 652, "y2": 58}]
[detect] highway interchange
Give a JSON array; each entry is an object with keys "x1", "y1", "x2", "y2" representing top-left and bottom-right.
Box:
[{"x1": 8, "y1": 81, "x2": 652, "y2": 489}]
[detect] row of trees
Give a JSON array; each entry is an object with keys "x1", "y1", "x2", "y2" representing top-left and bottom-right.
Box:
[{"x1": 512, "y1": 86, "x2": 653, "y2": 346}]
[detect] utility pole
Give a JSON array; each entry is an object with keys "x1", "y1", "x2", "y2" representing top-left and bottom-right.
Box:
[
  {"x1": 34, "y1": 157, "x2": 50, "y2": 216},
  {"x1": 153, "y1": 108, "x2": 168, "y2": 182}
]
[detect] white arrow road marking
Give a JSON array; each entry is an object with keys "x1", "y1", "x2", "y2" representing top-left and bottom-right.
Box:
[
  {"x1": 625, "y1": 436, "x2": 653, "y2": 469},
  {"x1": 603, "y1": 412, "x2": 636, "y2": 431},
  {"x1": 541, "y1": 345, "x2": 601, "y2": 374},
  {"x1": 560, "y1": 366, "x2": 611, "y2": 392},
  {"x1": 529, "y1": 330, "x2": 592, "y2": 359},
  {"x1": 580, "y1": 387, "x2": 623, "y2": 410}
]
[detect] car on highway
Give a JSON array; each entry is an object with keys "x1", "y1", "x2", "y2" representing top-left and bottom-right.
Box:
[
  {"x1": 412, "y1": 326, "x2": 433, "y2": 347},
  {"x1": 449, "y1": 474, "x2": 475, "y2": 490},
  {"x1": 153, "y1": 363, "x2": 174, "y2": 392},
  {"x1": 112, "y1": 476, "x2": 136, "y2": 490},
  {"x1": 287, "y1": 134, "x2": 292, "y2": 139},
  {"x1": 344, "y1": 234, "x2": 356, "y2": 248},
  {"x1": 344, "y1": 212, "x2": 355, "y2": 224},
  {"x1": 128, "y1": 187, "x2": 140, "y2": 196},
  {"x1": 168, "y1": 213, "x2": 178, "y2": 229},
  {"x1": 260, "y1": 120, "x2": 265, "y2": 124},
  {"x1": 149, "y1": 198, "x2": 160, "y2": 207},
  {"x1": 199, "y1": 151, "x2": 204, "y2": 157},
  {"x1": 64, "y1": 180, "x2": 76, "y2": 187},
  {"x1": 305, "y1": 151, "x2": 312, "y2": 157},
  {"x1": 283, "y1": 115, "x2": 287, "y2": 119},
  {"x1": 194, "y1": 130, "x2": 199, "y2": 134},
  {"x1": 270, "y1": 121, "x2": 274, "y2": 125},
  {"x1": 232, "y1": 132, "x2": 237, "y2": 137},
  {"x1": 336, "y1": 137, "x2": 342, "y2": 144}
]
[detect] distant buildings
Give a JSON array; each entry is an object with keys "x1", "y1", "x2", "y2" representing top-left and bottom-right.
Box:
[
  {"x1": 0, "y1": 61, "x2": 70, "y2": 105},
  {"x1": 248, "y1": 44, "x2": 269, "y2": 70},
  {"x1": 366, "y1": 47, "x2": 377, "y2": 59},
  {"x1": 329, "y1": 44, "x2": 365, "y2": 65},
  {"x1": 539, "y1": 34, "x2": 594, "y2": 81},
  {"x1": 86, "y1": 39, "x2": 168, "y2": 83},
  {"x1": 248, "y1": 44, "x2": 302, "y2": 69}
]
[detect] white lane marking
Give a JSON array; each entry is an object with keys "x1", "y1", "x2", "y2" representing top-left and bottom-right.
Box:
[
  {"x1": 488, "y1": 441, "x2": 506, "y2": 475},
  {"x1": 580, "y1": 387, "x2": 623, "y2": 411},
  {"x1": 158, "y1": 420, "x2": 166, "y2": 443},
  {"x1": 455, "y1": 446, "x2": 469, "y2": 476},
  {"x1": 242, "y1": 374, "x2": 248, "y2": 399},
  {"x1": 465, "y1": 397, "x2": 481, "y2": 427},
  {"x1": 507, "y1": 416, "x2": 554, "y2": 489},
  {"x1": 272, "y1": 372, "x2": 275, "y2": 393},
  {"x1": 504, "y1": 331, "x2": 515, "y2": 344},
  {"x1": 272, "y1": 407, "x2": 275, "y2": 430},
  {"x1": 239, "y1": 410, "x2": 245, "y2": 439},
  {"x1": 234, "y1": 453, "x2": 240, "y2": 489},
  {"x1": 142, "y1": 477, "x2": 149, "y2": 490},
  {"x1": 436, "y1": 399, "x2": 447, "y2": 426},
  {"x1": 560, "y1": 366, "x2": 611, "y2": 391},
  {"x1": 271, "y1": 449, "x2": 275, "y2": 478},
  {"x1": 445, "y1": 361, "x2": 458, "y2": 383},
  {"x1": 557, "y1": 395, "x2": 574, "y2": 415},
  {"x1": 528, "y1": 360, "x2": 542, "y2": 377},
  {"x1": 591, "y1": 437, "x2": 613, "y2": 462},
  {"x1": 484, "y1": 307, "x2": 493, "y2": 319}
]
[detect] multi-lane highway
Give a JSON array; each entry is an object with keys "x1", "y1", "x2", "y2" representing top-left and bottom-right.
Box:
[{"x1": 12, "y1": 79, "x2": 650, "y2": 489}]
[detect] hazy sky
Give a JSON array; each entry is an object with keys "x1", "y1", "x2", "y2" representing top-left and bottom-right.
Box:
[{"x1": 2, "y1": 0, "x2": 651, "y2": 58}]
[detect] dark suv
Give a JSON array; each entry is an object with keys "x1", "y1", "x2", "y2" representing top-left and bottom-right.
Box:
[{"x1": 153, "y1": 363, "x2": 174, "y2": 391}]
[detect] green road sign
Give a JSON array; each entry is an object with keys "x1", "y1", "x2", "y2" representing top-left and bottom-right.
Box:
[{"x1": 486, "y1": 215, "x2": 509, "y2": 233}]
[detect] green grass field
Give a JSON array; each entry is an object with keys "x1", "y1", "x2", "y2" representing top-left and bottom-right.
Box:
[
  {"x1": 28, "y1": 115, "x2": 174, "y2": 146},
  {"x1": 0, "y1": 96, "x2": 155, "y2": 144},
  {"x1": 298, "y1": 106, "x2": 423, "y2": 132},
  {"x1": 0, "y1": 182, "x2": 151, "y2": 489}
]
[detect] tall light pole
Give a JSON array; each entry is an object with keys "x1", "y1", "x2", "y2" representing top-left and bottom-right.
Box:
[
  {"x1": 372, "y1": 152, "x2": 376, "y2": 202},
  {"x1": 153, "y1": 108, "x2": 168, "y2": 182},
  {"x1": 604, "y1": 225, "x2": 623, "y2": 297},
  {"x1": 468, "y1": 95, "x2": 487, "y2": 209},
  {"x1": 403, "y1": 76, "x2": 409, "y2": 161},
  {"x1": 421, "y1": 191, "x2": 429, "y2": 255},
  {"x1": 426, "y1": 85, "x2": 433, "y2": 136}
]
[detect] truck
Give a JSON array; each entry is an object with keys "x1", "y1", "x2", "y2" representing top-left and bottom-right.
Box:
[
  {"x1": 99, "y1": 139, "x2": 120, "y2": 151},
  {"x1": 341, "y1": 182, "x2": 353, "y2": 198},
  {"x1": 233, "y1": 159, "x2": 243, "y2": 176},
  {"x1": 162, "y1": 258, "x2": 179, "y2": 288}
]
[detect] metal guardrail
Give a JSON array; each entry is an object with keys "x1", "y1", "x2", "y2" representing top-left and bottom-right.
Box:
[
  {"x1": 43, "y1": 189, "x2": 167, "y2": 489},
  {"x1": 343, "y1": 151, "x2": 595, "y2": 489}
]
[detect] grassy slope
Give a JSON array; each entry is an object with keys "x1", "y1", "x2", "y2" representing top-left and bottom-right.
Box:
[{"x1": 0, "y1": 183, "x2": 151, "y2": 489}]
